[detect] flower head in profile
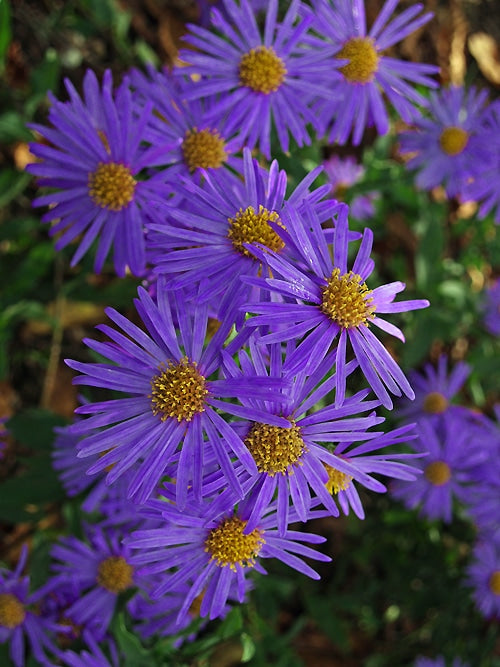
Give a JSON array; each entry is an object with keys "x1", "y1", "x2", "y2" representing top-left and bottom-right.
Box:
[
  {"x1": 0, "y1": 546, "x2": 62, "y2": 667},
  {"x1": 127, "y1": 496, "x2": 330, "y2": 623},
  {"x1": 66, "y1": 281, "x2": 288, "y2": 506},
  {"x1": 309, "y1": 0, "x2": 438, "y2": 144},
  {"x1": 27, "y1": 69, "x2": 169, "y2": 277},
  {"x1": 177, "y1": 0, "x2": 340, "y2": 157},
  {"x1": 245, "y1": 201, "x2": 429, "y2": 408},
  {"x1": 465, "y1": 540, "x2": 500, "y2": 620},
  {"x1": 399, "y1": 86, "x2": 491, "y2": 197}
]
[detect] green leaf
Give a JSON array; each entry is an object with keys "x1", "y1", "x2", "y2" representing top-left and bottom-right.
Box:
[
  {"x1": 241, "y1": 633, "x2": 256, "y2": 663},
  {"x1": 0, "y1": 168, "x2": 31, "y2": 207},
  {"x1": 112, "y1": 613, "x2": 152, "y2": 667},
  {"x1": 0, "y1": 111, "x2": 32, "y2": 143},
  {"x1": 7, "y1": 409, "x2": 67, "y2": 450},
  {"x1": 0, "y1": 0, "x2": 11, "y2": 66}
]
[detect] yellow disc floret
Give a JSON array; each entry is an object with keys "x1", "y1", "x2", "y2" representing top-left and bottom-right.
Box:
[
  {"x1": 205, "y1": 516, "x2": 265, "y2": 570},
  {"x1": 423, "y1": 391, "x2": 449, "y2": 414},
  {"x1": 239, "y1": 46, "x2": 287, "y2": 94},
  {"x1": 424, "y1": 460, "x2": 451, "y2": 486},
  {"x1": 88, "y1": 162, "x2": 136, "y2": 211},
  {"x1": 97, "y1": 556, "x2": 134, "y2": 593},
  {"x1": 439, "y1": 126, "x2": 469, "y2": 156},
  {"x1": 0, "y1": 593, "x2": 26, "y2": 629},
  {"x1": 321, "y1": 268, "x2": 376, "y2": 328},
  {"x1": 337, "y1": 37, "x2": 379, "y2": 83},
  {"x1": 150, "y1": 357, "x2": 208, "y2": 422},
  {"x1": 245, "y1": 420, "x2": 305, "y2": 475},
  {"x1": 489, "y1": 570, "x2": 500, "y2": 596},
  {"x1": 324, "y1": 464, "x2": 353, "y2": 494},
  {"x1": 227, "y1": 205, "x2": 285, "y2": 258},
  {"x1": 182, "y1": 128, "x2": 228, "y2": 171}
]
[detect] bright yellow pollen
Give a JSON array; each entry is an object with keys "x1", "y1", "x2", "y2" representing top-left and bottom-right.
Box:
[
  {"x1": 321, "y1": 268, "x2": 375, "y2": 328},
  {"x1": 324, "y1": 464, "x2": 353, "y2": 494},
  {"x1": 245, "y1": 420, "x2": 305, "y2": 475},
  {"x1": 150, "y1": 357, "x2": 208, "y2": 423},
  {"x1": 239, "y1": 46, "x2": 287, "y2": 94},
  {"x1": 424, "y1": 460, "x2": 451, "y2": 486},
  {"x1": 338, "y1": 37, "x2": 379, "y2": 83},
  {"x1": 439, "y1": 126, "x2": 469, "y2": 156},
  {"x1": 182, "y1": 128, "x2": 228, "y2": 172},
  {"x1": 227, "y1": 205, "x2": 285, "y2": 258},
  {"x1": 88, "y1": 162, "x2": 136, "y2": 211},
  {"x1": 0, "y1": 593, "x2": 26, "y2": 629},
  {"x1": 489, "y1": 570, "x2": 500, "y2": 596},
  {"x1": 97, "y1": 556, "x2": 134, "y2": 593},
  {"x1": 205, "y1": 516, "x2": 265, "y2": 571},
  {"x1": 423, "y1": 391, "x2": 449, "y2": 414}
]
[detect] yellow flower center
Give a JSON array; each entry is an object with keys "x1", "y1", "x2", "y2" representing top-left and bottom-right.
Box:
[
  {"x1": 424, "y1": 460, "x2": 451, "y2": 486},
  {"x1": 324, "y1": 464, "x2": 353, "y2": 494},
  {"x1": 423, "y1": 391, "x2": 449, "y2": 414},
  {"x1": 321, "y1": 268, "x2": 376, "y2": 328},
  {"x1": 88, "y1": 162, "x2": 136, "y2": 211},
  {"x1": 0, "y1": 593, "x2": 26, "y2": 629},
  {"x1": 97, "y1": 556, "x2": 134, "y2": 593},
  {"x1": 227, "y1": 205, "x2": 285, "y2": 258},
  {"x1": 181, "y1": 128, "x2": 228, "y2": 172},
  {"x1": 205, "y1": 516, "x2": 265, "y2": 571},
  {"x1": 239, "y1": 46, "x2": 287, "y2": 94},
  {"x1": 439, "y1": 126, "x2": 469, "y2": 156},
  {"x1": 489, "y1": 570, "x2": 500, "y2": 596},
  {"x1": 245, "y1": 420, "x2": 305, "y2": 475},
  {"x1": 150, "y1": 357, "x2": 208, "y2": 422},
  {"x1": 337, "y1": 37, "x2": 379, "y2": 83}
]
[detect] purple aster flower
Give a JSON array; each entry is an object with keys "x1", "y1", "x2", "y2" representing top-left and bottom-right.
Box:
[
  {"x1": 49, "y1": 524, "x2": 148, "y2": 639},
  {"x1": 399, "y1": 86, "x2": 491, "y2": 197},
  {"x1": 465, "y1": 540, "x2": 500, "y2": 619},
  {"x1": 129, "y1": 65, "x2": 244, "y2": 180},
  {"x1": 0, "y1": 546, "x2": 62, "y2": 667},
  {"x1": 127, "y1": 497, "x2": 330, "y2": 622},
  {"x1": 395, "y1": 355, "x2": 471, "y2": 423},
  {"x1": 59, "y1": 632, "x2": 119, "y2": 667},
  {"x1": 323, "y1": 154, "x2": 379, "y2": 221},
  {"x1": 309, "y1": 0, "x2": 438, "y2": 144},
  {"x1": 147, "y1": 147, "x2": 331, "y2": 323},
  {"x1": 27, "y1": 69, "x2": 170, "y2": 277},
  {"x1": 463, "y1": 99, "x2": 500, "y2": 223},
  {"x1": 390, "y1": 415, "x2": 488, "y2": 523},
  {"x1": 176, "y1": 0, "x2": 340, "y2": 157},
  {"x1": 65, "y1": 280, "x2": 289, "y2": 506},
  {"x1": 245, "y1": 200, "x2": 429, "y2": 408},
  {"x1": 414, "y1": 658, "x2": 469, "y2": 667},
  {"x1": 482, "y1": 279, "x2": 500, "y2": 336},
  {"x1": 210, "y1": 336, "x2": 421, "y2": 531}
]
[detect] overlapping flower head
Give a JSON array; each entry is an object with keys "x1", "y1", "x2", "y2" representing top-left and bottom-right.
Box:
[
  {"x1": 399, "y1": 85, "x2": 492, "y2": 197},
  {"x1": 307, "y1": 0, "x2": 439, "y2": 144},
  {"x1": 176, "y1": 0, "x2": 341, "y2": 157},
  {"x1": 27, "y1": 70, "x2": 171, "y2": 277},
  {"x1": 465, "y1": 540, "x2": 500, "y2": 620},
  {"x1": 323, "y1": 154, "x2": 379, "y2": 221}
]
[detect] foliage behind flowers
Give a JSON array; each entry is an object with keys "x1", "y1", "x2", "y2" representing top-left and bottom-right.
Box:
[{"x1": 0, "y1": 0, "x2": 499, "y2": 665}]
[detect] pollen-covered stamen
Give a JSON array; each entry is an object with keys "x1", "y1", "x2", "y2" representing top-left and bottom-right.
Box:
[
  {"x1": 182, "y1": 128, "x2": 228, "y2": 171},
  {"x1": 88, "y1": 162, "x2": 136, "y2": 211},
  {"x1": 227, "y1": 205, "x2": 285, "y2": 258},
  {"x1": 239, "y1": 46, "x2": 287, "y2": 94},
  {"x1": 423, "y1": 391, "x2": 449, "y2": 414},
  {"x1": 337, "y1": 37, "x2": 379, "y2": 84},
  {"x1": 205, "y1": 516, "x2": 265, "y2": 571},
  {"x1": 489, "y1": 570, "x2": 500, "y2": 595},
  {"x1": 150, "y1": 357, "x2": 208, "y2": 422},
  {"x1": 245, "y1": 420, "x2": 306, "y2": 475},
  {"x1": 424, "y1": 460, "x2": 451, "y2": 486},
  {"x1": 321, "y1": 268, "x2": 376, "y2": 328},
  {"x1": 439, "y1": 126, "x2": 469, "y2": 156},
  {"x1": 0, "y1": 593, "x2": 26, "y2": 629},
  {"x1": 97, "y1": 556, "x2": 134, "y2": 593},
  {"x1": 324, "y1": 464, "x2": 353, "y2": 494}
]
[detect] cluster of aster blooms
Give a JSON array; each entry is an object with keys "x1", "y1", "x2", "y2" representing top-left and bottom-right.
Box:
[
  {"x1": 390, "y1": 356, "x2": 500, "y2": 620},
  {"x1": 1, "y1": 0, "x2": 497, "y2": 664}
]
